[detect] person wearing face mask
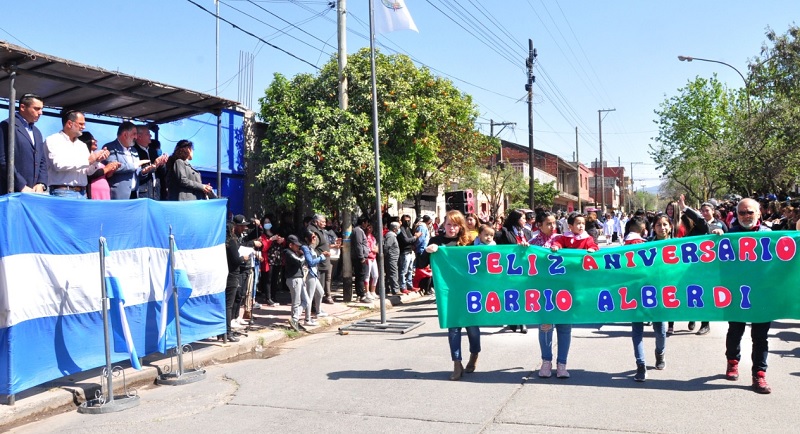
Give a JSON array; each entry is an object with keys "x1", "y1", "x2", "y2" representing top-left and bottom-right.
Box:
[
  {"x1": 396, "y1": 214, "x2": 418, "y2": 294},
  {"x1": 258, "y1": 216, "x2": 283, "y2": 307},
  {"x1": 723, "y1": 198, "x2": 773, "y2": 394}
]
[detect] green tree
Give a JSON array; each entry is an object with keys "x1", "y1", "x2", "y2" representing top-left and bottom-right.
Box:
[
  {"x1": 649, "y1": 75, "x2": 739, "y2": 202},
  {"x1": 462, "y1": 161, "x2": 526, "y2": 218},
  {"x1": 747, "y1": 25, "x2": 800, "y2": 194},
  {"x1": 256, "y1": 49, "x2": 498, "y2": 215},
  {"x1": 253, "y1": 73, "x2": 373, "y2": 218}
]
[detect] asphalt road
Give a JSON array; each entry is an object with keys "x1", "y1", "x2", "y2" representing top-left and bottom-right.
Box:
[{"x1": 8, "y1": 296, "x2": 800, "y2": 433}]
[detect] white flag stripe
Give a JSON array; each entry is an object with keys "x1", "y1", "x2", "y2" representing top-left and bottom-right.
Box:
[
  {"x1": 374, "y1": 0, "x2": 418, "y2": 34},
  {"x1": 1, "y1": 244, "x2": 226, "y2": 328}
]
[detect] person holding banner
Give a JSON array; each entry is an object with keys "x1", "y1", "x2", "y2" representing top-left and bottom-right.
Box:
[
  {"x1": 420, "y1": 210, "x2": 479, "y2": 381},
  {"x1": 725, "y1": 198, "x2": 772, "y2": 394},
  {"x1": 495, "y1": 209, "x2": 533, "y2": 334},
  {"x1": 630, "y1": 214, "x2": 670, "y2": 381},
  {"x1": 544, "y1": 212, "x2": 598, "y2": 379}
]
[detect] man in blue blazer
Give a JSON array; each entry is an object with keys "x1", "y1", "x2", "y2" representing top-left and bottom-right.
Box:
[
  {"x1": 0, "y1": 93, "x2": 48, "y2": 193},
  {"x1": 103, "y1": 121, "x2": 146, "y2": 200}
]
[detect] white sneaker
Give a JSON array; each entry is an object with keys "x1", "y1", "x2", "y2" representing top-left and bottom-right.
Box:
[
  {"x1": 305, "y1": 319, "x2": 319, "y2": 326},
  {"x1": 556, "y1": 363, "x2": 570, "y2": 379},
  {"x1": 538, "y1": 360, "x2": 552, "y2": 378},
  {"x1": 360, "y1": 296, "x2": 372, "y2": 303},
  {"x1": 317, "y1": 312, "x2": 329, "y2": 318},
  {"x1": 231, "y1": 319, "x2": 244, "y2": 329}
]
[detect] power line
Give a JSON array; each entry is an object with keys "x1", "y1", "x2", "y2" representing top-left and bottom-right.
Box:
[{"x1": 186, "y1": 0, "x2": 321, "y2": 70}]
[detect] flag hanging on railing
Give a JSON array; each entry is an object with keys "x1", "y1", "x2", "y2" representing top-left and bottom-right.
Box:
[
  {"x1": 158, "y1": 239, "x2": 194, "y2": 353},
  {"x1": 374, "y1": 0, "x2": 418, "y2": 34},
  {"x1": 103, "y1": 242, "x2": 142, "y2": 370}
]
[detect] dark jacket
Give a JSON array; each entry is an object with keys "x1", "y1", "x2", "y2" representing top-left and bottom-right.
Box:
[
  {"x1": 225, "y1": 232, "x2": 245, "y2": 287},
  {"x1": 384, "y1": 230, "x2": 400, "y2": 262},
  {"x1": 167, "y1": 159, "x2": 206, "y2": 201},
  {"x1": 350, "y1": 225, "x2": 369, "y2": 260},
  {"x1": 418, "y1": 234, "x2": 459, "y2": 268},
  {"x1": 397, "y1": 225, "x2": 416, "y2": 254},
  {"x1": 284, "y1": 248, "x2": 305, "y2": 279},
  {"x1": 494, "y1": 226, "x2": 533, "y2": 245},
  {"x1": 0, "y1": 113, "x2": 48, "y2": 192}
]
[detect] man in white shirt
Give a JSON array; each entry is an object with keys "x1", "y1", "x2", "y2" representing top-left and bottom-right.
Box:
[{"x1": 45, "y1": 110, "x2": 109, "y2": 199}]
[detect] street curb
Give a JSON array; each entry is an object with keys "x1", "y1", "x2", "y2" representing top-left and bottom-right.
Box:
[{"x1": 0, "y1": 291, "x2": 424, "y2": 430}]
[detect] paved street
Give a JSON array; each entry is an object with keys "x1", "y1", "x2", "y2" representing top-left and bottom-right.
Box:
[{"x1": 7, "y1": 295, "x2": 800, "y2": 433}]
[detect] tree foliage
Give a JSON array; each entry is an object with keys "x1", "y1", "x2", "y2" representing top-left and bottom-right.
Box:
[
  {"x1": 651, "y1": 25, "x2": 800, "y2": 199},
  {"x1": 252, "y1": 49, "x2": 498, "y2": 215}
]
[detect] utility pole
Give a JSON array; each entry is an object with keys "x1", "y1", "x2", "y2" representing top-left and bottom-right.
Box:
[
  {"x1": 575, "y1": 126, "x2": 580, "y2": 213},
  {"x1": 337, "y1": 0, "x2": 354, "y2": 301},
  {"x1": 629, "y1": 161, "x2": 643, "y2": 212},
  {"x1": 594, "y1": 158, "x2": 598, "y2": 210},
  {"x1": 597, "y1": 108, "x2": 615, "y2": 214},
  {"x1": 490, "y1": 119, "x2": 515, "y2": 164},
  {"x1": 526, "y1": 39, "x2": 537, "y2": 210}
]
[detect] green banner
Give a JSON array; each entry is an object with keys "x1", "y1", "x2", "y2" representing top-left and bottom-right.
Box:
[{"x1": 430, "y1": 232, "x2": 800, "y2": 328}]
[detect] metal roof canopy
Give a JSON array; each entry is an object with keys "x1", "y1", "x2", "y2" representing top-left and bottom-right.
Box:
[
  {"x1": 1, "y1": 40, "x2": 239, "y2": 195},
  {"x1": 0, "y1": 41, "x2": 238, "y2": 123}
]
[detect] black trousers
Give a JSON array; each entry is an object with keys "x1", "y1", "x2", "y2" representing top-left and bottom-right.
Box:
[
  {"x1": 352, "y1": 258, "x2": 368, "y2": 297},
  {"x1": 225, "y1": 273, "x2": 240, "y2": 334},
  {"x1": 725, "y1": 321, "x2": 771, "y2": 375},
  {"x1": 258, "y1": 267, "x2": 274, "y2": 301},
  {"x1": 318, "y1": 267, "x2": 332, "y2": 298}
]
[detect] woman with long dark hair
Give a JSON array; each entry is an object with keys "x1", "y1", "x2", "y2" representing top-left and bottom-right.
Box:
[
  {"x1": 166, "y1": 140, "x2": 213, "y2": 200},
  {"x1": 494, "y1": 209, "x2": 533, "y2": 333}
]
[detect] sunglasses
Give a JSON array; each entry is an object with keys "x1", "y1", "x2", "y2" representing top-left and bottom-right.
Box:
[{"x1": 737, "y1": 210, "x2": 756, "y2": 216}]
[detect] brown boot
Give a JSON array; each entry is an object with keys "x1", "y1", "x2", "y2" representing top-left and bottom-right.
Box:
[
  {"x1": 465, "y1": 353, "x2": 479, "y2": 373},
  {"x1": 450, "y1": 361, "x2": 464, "y2": 381}
]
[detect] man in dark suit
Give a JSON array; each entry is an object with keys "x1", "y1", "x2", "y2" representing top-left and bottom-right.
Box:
[
  {"x1": 131, "y1": 124, "x2": 167, "y2": 199},
  {"x1": 0, "y1": 93, "x2": 48, "y2": 193}
]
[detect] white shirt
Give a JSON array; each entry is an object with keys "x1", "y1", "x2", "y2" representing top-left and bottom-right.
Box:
[{"x1": 45, "y1": 131, "x2": 98, "y2": 187}]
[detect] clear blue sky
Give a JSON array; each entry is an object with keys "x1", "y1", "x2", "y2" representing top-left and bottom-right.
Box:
[{"x1": 2, "y1": 0, "x2": 797, "y2": 188}]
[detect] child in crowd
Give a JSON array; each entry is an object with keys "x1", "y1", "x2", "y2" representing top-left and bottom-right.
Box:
[
  {"x1": 630, "y1": 213, "x2": 671, "y2": 381},
  {"x1": 623, "y1": 217, "x2": 647, "y2": 245},
  {"x1": 474, "y1": 224, "x2": 496, "y2": 246},
  {"x1": 529, "y1": 211, "x2": 561, "y2": 248},
  {"x1": 540, "y1": 212, "x2": 597, "y2": 379}
]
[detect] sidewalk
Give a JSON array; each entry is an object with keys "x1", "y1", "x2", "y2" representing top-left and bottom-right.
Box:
[{"x1": 0, "y1": 284, "x2": 425, "y2": 429}]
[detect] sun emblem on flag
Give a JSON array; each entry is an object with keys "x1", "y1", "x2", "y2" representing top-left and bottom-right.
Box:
[{"x1": 381, "y1": 0, "x2": 403, "y2": 10}]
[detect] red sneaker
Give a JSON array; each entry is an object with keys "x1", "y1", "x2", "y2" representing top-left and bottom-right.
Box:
[
  {"x1": 752, "y1": 371, "x2": 772, "y2": 394},
  {"x1": 725, "y1": 360, "x2": 739, "y2": 381}
]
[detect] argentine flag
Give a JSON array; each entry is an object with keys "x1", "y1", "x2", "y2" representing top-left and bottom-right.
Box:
[
  {"x1": 158, "y1": 239, "x2": 194, "y2": 354},
  {"x1": 104, "y1": 241, "x2": 142, "y2": 370}
]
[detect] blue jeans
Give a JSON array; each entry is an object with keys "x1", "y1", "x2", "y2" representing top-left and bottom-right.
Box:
[
  {"x1": 448, "y1": 327, "x2": 480, "y2": 361},
  {"x1": 632, "y1": 322, "x2": 666, "y2": 365},
  {"x1": 538, "y1": 324, "x2": 572, "y2": 364},
  {"x1": 399, "y1": 251, "x2": 415, "y2": 290},
  {"x1": 50, "y1": 188, "x2": 86, "y2": 199}
]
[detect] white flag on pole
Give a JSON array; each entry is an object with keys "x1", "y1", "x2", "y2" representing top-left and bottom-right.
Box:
[{"x1": 374, "y1": 0, "x2": 419, "y2": 35}]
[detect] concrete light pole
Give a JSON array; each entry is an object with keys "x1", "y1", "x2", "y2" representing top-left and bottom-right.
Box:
[
  {"x1": 597, "y1": 108, "x2": 615, "y2": 214},
  {"x1": 677, "y1": 55, "x2": 751, "y2": 117}
]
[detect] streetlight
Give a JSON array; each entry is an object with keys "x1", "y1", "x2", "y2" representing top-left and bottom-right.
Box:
[{"x1": 677, "y1": 55, "x2": 751, "y2": 117}]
